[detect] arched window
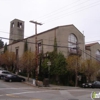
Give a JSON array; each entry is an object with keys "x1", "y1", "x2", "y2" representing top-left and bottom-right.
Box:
[
  {"x1": 68, "y1": 33, "x2": 78, "y2": 48},
  {"x1": 96, "y1": 50, "x2": 100, "y2": 61}
]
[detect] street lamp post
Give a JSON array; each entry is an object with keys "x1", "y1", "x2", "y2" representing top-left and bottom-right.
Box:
[{"x1": 29, "y1": 20, "x2": 42, "y2": 86}]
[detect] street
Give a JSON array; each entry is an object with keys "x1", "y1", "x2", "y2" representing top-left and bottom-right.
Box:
[{"x1": 0, "y1": 80, "x2": 100, "y2": 100}]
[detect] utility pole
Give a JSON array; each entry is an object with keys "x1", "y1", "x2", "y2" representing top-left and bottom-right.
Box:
[
  {"x1": 29, "y1": 20, "x2": 42, "y2": 86},
  {"x1": 76, "y1": 41, "x2": 79, "y2": 87}
]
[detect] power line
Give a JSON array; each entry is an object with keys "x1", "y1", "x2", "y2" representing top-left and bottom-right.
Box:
[
  {"x1": 1, "y1": 29, "x2": 100, "y2": 45},
  {"x1": 42, "y1": 0, "x2": 100, "y2": 23},
  {"x1": 0, "y1": 29, "x2": 100, "y2": 45},
  {"x1": 0, "y1": 37, "x2": 100, "y2": 48},
  {"x1": 38, "y1": 2, "x2": 100, "y2": 23},
  {"x1": 38, "y1": 38, "x2": 100, "y2": 44},
  {"x1": 0, "y1": 36, "x2": 72, "y2": 48},
  {"x1": 85, "y1": 40, "x2": 100, "y2": 44},
  {"x1": 36, "y1": 0, "x2": 80, "y2": 20},
  {"x1": 0, "y1": 36, "x2": 100, "y2": 62},
  {"x1": 0, "y1": 31, "x2": 29, "y2": 38},
  {"x1": 39, "y1": 0, "x2": 91, "y2": 21},
  {"x1": 81, "y1": 49, "x2": 100, "y2": 62}
]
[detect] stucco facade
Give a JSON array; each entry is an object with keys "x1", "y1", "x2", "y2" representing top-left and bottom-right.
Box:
[
  {"x1": 1, "y1": 19, "x2": 100, "y2": 61},
  {"x1": 56, "y1": 25, "x2": 85, "y2": 58},
  {"x1": 85, "y1": 42, "x2": 100, "y2": 61},
  {"x1": 9, "y1": 19, "x2": 24, "y2": 44},
  {"x1": 0, "y1": 24, "x2": 86, "y2": 59}
]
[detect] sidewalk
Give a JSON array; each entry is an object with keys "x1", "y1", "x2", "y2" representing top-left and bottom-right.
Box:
[{"x1": 22, "y1": 76, "x2": 80, "y2": 90}]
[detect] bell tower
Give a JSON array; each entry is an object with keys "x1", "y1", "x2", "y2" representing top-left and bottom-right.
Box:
[{"x1": 9, "y1": 19, "x2": 24, "y2": 44}]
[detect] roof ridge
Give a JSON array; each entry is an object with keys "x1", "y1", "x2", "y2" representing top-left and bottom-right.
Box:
[{"x1": 85, "y1": 42, "x2": 99, "y2": 47}]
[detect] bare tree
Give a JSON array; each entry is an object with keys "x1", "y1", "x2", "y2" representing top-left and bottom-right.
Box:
[
  {"x1": 67, "y1": 55, "x2": 81, "y2": 87},
  {"x1": 81, "y1": 59, "x2": 100, "y2": 82},
  {"x1": 19, "y1": 51, "x2": 35, "y2": 81},
  {"x1": 2, "y1": 51, "x2": 16, "y2": 70}
]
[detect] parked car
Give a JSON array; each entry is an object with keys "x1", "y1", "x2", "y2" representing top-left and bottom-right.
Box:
[
  {"x1": 0, "y1": 70, "x2": 11, "y2": 78},
  {"x1": 82, "y1": 82, "x2": 92, "y2": 88},
  {"x1": 82, "y1": 81, "x2": 100, "y2": 88},
  {"x1": 4, "y1": 74, "x2": 25, "y2": 82},
  {"x1": 0, "y1": 70, "x2": 7, "y2": 73},
  {"x1": 92, "y1": 81, "x2": 100, "y2": 88},
  {"x1": 0, "y1": 67, "x2": 4, "y2": 70},
  {"x1": 0, "y1": 70, "x2": 12, "y2": 79}
]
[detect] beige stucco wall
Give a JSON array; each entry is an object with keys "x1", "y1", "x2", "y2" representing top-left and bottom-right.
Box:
[
  {"x1": 0, "y1": 41, "x2": 24, "y2": 58},
  {"x1": 27, "y1": 29, "x2": 56, "y2": 54},
  {"x1": 85, "y1": 43, "x2": 100, "y2": 61},
  {"x1": 85, "y1": 49, "x2": 91, "y2": 60},
  {"x1": 91, "y1": 43, "x2": 100, "y2": 59},
  {"x1": 0, "y1": 25, "x2": 86, "y2": 59},
  {"x1": 8, "y1": 42, "x2": 24, "y2": 58},
  {"x1": 85, "y1": 43, "x2": 100, "y2": 81},
  {"x1": 57, "y1": 25, "x2": 85, "y2": 58},
  {"x1": 37, "y1": 29, "x2": 56, "y2": 53}
]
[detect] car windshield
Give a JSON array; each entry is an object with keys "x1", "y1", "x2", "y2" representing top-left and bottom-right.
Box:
[{"x1": 2, "y1": 72, "x2": 10, "y2": 74}]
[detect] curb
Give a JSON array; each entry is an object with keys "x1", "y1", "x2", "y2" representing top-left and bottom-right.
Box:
[
  {"x1": 23, "y1": 82, "x2": 62, "y2": 90},
  {"x1": 23, "y1": 81, "x2": 80, "y2": 90},
  {"x1": 23, "y1": 81, "x2": 36, "y2": 87}
]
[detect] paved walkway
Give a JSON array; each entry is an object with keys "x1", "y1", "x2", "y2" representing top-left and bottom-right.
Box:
[{"x1": 22, "y1": 76, "x2": 80, "y2": 90}]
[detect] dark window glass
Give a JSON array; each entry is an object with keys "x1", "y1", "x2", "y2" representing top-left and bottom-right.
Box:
[{"x1": 38, "y1": 42, "x2": 42, "y2": 53}]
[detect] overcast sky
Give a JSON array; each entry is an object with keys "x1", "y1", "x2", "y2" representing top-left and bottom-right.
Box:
[{"x1": 0, "y1": 0, "x2": 100, "y2": 44}]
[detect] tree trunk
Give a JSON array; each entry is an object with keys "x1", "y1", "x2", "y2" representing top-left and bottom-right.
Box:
[
  {"x1": 88, "y1": 75, "x2": 91, "y2": 82},
  {"x1": 75, "y1": 70, "x2": 78, "y2": 87},
  {"x1": 56, "y1": 75, "x2": 59, "y2": 85},
  {"x1": 86, "y1": 76, "x2": 89, "y2": 83},
  {"x1": 86, "y1": 73, "x2": 91, "y2": 83},
  {"x1": 6, "y1": 65, "x2": 9, "y2": 71},
  {"x1": 27, "y1": 73, "x2": 30, "y2": 81}
]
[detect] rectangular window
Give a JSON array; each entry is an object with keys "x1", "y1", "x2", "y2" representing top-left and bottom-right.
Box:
[
  {"x1": 17, "y1": 22, "x2": 22, "y2": 28},
  {"x1": 38, "y1": 42, "x2": 42, "y2": 54},
  {"x1": 11, "y1": 22, "x2": 14, "y2": 28}
]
